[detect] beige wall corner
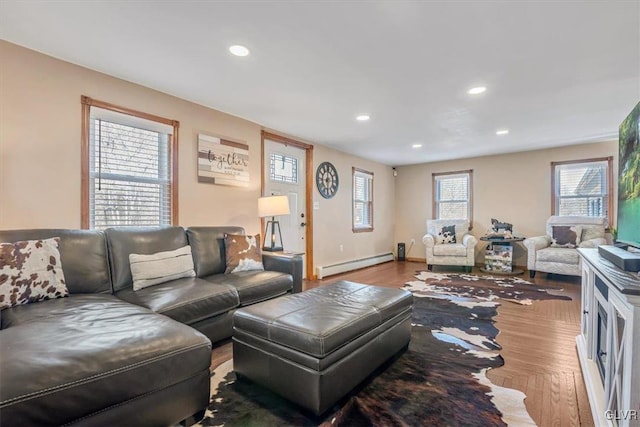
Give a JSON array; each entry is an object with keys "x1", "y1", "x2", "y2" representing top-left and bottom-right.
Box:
[
  {"x1": 394, "y1": 141, "x2": 618, "y2": 268},
  {"x1": 312, "y1": 145, "x2": 396, "y2": 275}
]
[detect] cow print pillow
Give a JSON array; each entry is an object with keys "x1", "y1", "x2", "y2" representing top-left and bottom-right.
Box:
[
  {"x1": 551, "y1": 225, "x2": 582, "y2": 248},
  {"x1": 437, "y1": 225, "x2": 457, "y2": 244},
  {"x1": 224, "y1": 234, "x2": 264, "y2": 274},
  {"x1": 0, "y1": 237, "x2": 69, "y2": 310}
]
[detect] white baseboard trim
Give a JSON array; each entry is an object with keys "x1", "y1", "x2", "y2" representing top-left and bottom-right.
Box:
[{"x1": 316, "y1": 252, "x2": 394, "y2": 279}]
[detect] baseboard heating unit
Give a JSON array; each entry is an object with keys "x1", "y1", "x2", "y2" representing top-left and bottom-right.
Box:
[{"x1": 316, "y1": 253, "x2": 394, "y2": 279}]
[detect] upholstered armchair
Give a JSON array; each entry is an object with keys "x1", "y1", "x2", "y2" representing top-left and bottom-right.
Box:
[
  {"x1": 423, "y1": 219, "x2": 477, "y2": 272},
  {"x1": 523, "y1": 216, "x2": 608, "y2": 278}
]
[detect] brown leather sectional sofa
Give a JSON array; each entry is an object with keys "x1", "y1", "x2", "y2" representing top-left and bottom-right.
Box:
[{"x1": 0, "y1": 226, "x2": 302, "y2": 426}]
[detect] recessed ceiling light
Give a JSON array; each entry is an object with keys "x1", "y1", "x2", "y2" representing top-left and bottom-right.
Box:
[
  {"x1": 356, "y1": 115, "x2": 370, "y2": 121},
  {"x1": 496, "y1": 129, "x2": 509, "y2": 135},
  {"x1": 467, "y1": 86, "x2": 487, "y2": 95},
  {"x1": 229, "y1": 45, "x2": 250, "y2": 57},
  {"x1": 412, "y1": 144, "x2": 423, "y2": 148}
]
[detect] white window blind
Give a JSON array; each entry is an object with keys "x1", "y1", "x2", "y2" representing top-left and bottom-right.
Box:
[
  {"x1": 554, "y1": 160, "x2": 609, "y2": 218},
  {"x1": 353, "y1": 169, "x2": 373, "y2": 230},
  {"x1": 89, "y1": 107, "x2": 173, "y2": 229},
  {"x1": 435, "y1": 173, "x2": 470, "y2": 220}
]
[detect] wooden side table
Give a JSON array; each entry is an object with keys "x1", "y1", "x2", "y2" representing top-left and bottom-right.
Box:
[{"x1": 479, "y1": 236, "x2": 525, "y2": 275}]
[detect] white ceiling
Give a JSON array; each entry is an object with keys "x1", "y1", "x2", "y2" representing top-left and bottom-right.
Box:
[{"x1": 1, "y1": 1, "x2": 639, "y2": 166}]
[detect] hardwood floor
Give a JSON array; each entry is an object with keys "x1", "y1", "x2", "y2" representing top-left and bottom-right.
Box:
[{"x1": 211, "y1": 261, "x2": 594, "y2": 426}]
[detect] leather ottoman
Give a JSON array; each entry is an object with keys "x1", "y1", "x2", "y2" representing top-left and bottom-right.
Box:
[{"x1": 232, "y1": 280, "x2": 413, "y2": 415}]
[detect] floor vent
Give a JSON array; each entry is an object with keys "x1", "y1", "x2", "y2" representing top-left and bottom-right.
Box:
[{"x1": 316, "y1": 252, "x2": 394, "y2": 279}]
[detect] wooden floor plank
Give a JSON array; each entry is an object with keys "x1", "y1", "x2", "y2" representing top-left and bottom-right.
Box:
[
  {"x1": 550, "y1": 373, "x2": 562, "y2": 425},
  {"x1": 564, "y1": 372, "x2": 581, "y2": 427},
  {"x1": 540, "y1": 374, "x2": 552, "y2": 426},
  {"x1": 574, "y1": 371, "x2": 596, "y2": 427},
  {"x1": 525, "y1": 374, "x2": 543, "y2": 423}
]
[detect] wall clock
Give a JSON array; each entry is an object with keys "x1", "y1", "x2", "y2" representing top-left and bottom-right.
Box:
[{"x1": 316, "y1": 162, "x2": 339, "y2": 199}]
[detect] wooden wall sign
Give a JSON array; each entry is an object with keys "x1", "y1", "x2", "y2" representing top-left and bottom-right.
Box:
[{"x1": 198, "y1": 133, "x2": 249, "y2": 187}]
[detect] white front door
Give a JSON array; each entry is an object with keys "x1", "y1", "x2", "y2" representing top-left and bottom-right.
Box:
[{"x1": 263, "y1": 139, "x2": 307, "y2": 267}]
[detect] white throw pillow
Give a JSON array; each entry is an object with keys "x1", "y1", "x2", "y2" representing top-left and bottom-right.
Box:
[
  {"x1": 581, "y1": 225, "x2": 605, "y2": 242},
  {"x1": 129, "y1": 245, "x2": 196, "y2": 291}
]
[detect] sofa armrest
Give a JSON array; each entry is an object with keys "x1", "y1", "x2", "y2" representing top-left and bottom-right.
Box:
[
  {"x1": 579, "y1": 237, "x2": 607, "y2": 249},
  {"x1": 422, "y1": 234, "x2": 435, "y2": 248},
  {"x1": 462, "y1": 234, "x2": 478, "y2": 248},
  {"x1": 523, "y1": 235, "x2": 551, "y2": 251},
  {"x1": 262, "y1": 252, "x2": 303, "y2": 293},
  {"x1": 523, "y1": 235, "x2": 551, "y2": 271}
]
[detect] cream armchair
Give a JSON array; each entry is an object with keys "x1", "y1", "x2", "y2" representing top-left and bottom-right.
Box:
[
  {"x1": 524, "y1": 216, "x2": 608, "y2": 278},
  {"x1": 423, "y1": 219, "x2": 477, "y2": 272}
]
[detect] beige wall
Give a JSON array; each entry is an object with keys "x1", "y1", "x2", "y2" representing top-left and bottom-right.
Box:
[
  {"x1": 394, "y1": 141, "x2": 618, "y2": 266},
  {"x1": 0, "y1": 40, "x2": 263, "y2": 232},
  {"x1": 0, "y1": 41, "x2": 396, "y2": 275},
  {"x1": 312, "y1": 144, "x2": 395, "y2": 271}
]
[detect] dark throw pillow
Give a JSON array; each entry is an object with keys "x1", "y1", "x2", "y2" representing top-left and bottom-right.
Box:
[
  {"x1": 437, "y1": 225, "x2": 457, "y2": 244},
  {"x1": 224, "y1": 234, "x2": 264, "y2": 274},
  {"x1": 551, "y1": 225, "x2": 583, "y2": 248}
]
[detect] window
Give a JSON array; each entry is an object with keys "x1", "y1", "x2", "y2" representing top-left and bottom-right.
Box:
[
  {"x1": 270, "y1": 153, "x2": 298, "y2": 184},
  {"x1": 432, "y1": 170, "x2": 473, "y2": 222},
  {"x1": 81, "y1": 96, "x2": 179, "y2": 229},
  {"x1": 352, "y1": 168, "x2": 373, "y2": 232},
  {"x1": 551, "y1": 157, "x2": 612, "y2": 221}
]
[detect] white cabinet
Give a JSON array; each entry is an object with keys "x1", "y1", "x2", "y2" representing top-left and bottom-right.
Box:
[{"x1": 577, "y1": 249, "x2": 640, "y2": 427}]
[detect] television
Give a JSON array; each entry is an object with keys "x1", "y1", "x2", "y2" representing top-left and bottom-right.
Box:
[
  {"x1": 599, "y1": 101, "x2": 640, "y2": 272},
  {"x1": 617, "y1": 101, "x2": 640, "y2": 250}
]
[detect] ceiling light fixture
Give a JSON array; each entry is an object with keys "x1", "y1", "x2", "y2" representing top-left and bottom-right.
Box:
[
  {"x1": 467, "y1": 86, "x2": 487, "y2": 95},
  {"x1": 229, "y1": 45, "x2": 250, "y2": 57},
  {"x1": 412, "y1": 144, "x2": 423, "y2": 148},
  {"x1": 496, "y1": 129, "x2": 509, "y2": 135},
  {"x1": 356, "y1": 115, "x2": 370, "y2": 121}
]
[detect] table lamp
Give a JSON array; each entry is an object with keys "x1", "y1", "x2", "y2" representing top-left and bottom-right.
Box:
[{"x1": 258, "y1": 195, "x2": 290, "y2": 251}]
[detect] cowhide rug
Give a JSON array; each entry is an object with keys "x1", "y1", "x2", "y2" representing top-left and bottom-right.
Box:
[{"x1": 196, "y1": 272, "x2": 571, "y2": 427}]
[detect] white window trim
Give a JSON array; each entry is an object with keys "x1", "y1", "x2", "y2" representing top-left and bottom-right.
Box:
[
  {"x1": 432, "y1": 170, "x2": 474, "y2": 225},
  {"x1": 352, "y1": 168, "x2": 374, "y2": 232},
  {"x1": 551, "y1": 157, "x2": 613, "y2": 222}
]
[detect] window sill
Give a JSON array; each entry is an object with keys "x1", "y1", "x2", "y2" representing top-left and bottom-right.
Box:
[{"x1": 352, "y1": 227, "x2": 374, "y2": 233}]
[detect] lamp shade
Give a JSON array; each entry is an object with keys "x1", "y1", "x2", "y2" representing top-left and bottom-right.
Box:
[{"x1": 258, "y1": 195, "x2": 290, "y2": 217}]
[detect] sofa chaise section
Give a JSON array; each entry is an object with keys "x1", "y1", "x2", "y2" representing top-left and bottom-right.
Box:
[
  {"x1": 0, "y1": 229, "x2": 211, "y2": 426},
  {"x1": 0, "y1": 295, "x2": 211, "y2": 427}
]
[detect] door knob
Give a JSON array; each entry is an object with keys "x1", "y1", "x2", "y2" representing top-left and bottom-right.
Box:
[{"x1": 300, "y1": 222, "x2": 307, "y2": 227}]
